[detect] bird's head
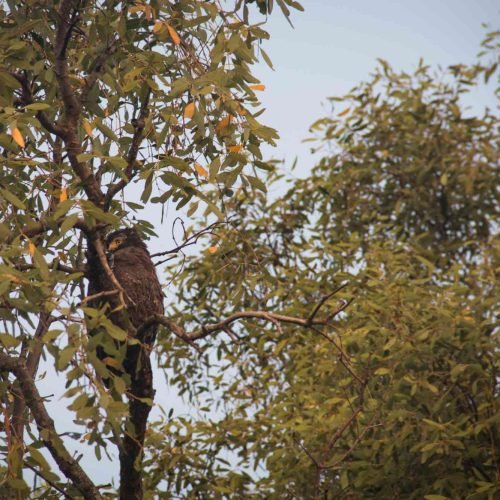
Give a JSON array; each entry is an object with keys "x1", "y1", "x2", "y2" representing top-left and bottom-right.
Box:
[{"x1": 106, "y1": 228, "x2": 147, "y2": 253}]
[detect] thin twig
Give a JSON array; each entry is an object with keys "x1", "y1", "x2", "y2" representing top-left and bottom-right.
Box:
[
  {"x1": 306, "y1": 283, "x2": 348, "y2": 326},
  {"x1": 24, "y1": 461, "x2": 74, "y2": 499}
]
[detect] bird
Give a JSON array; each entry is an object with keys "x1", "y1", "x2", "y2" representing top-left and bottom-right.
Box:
[
  {"x1": 86, "y1": 227, "x2": 164, "y2": 384},
  {"x1": 86, "y1": 228, "x2": 164, "y2": 497}
]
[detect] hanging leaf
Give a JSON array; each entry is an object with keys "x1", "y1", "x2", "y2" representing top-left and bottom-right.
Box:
[
  {"x1": 194, "y1": 163, "x2": 208, "y2": 178},
  {"x1": 28, "y1": 241, "x2": 35, "y2": 257},
  {"x1": 166, "y1": 24, "x2": 181, "y2": 45},
  {"x1": 59, "y1": 186, "x2": 68, "y2": 202},
  {"x1": 153, "y1": 20, "x2": 165, "y2": 34},
  {"x1": 184, "y1": 102, "x2": 195, "y2": 119},
  {"x1": 216, "y1": 115, "x2": 231, "y2": 132},
  {"x1": 11, "y1": 127, "x2": 25, "y2": 148},
  {"x1": 83, "y1": 119, "x2": 94, "y2": 138},
  {"x1": 227, "y1": 144, "x2": 243, "y2": 153}
]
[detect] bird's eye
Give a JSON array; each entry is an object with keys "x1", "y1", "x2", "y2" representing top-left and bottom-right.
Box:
[{"x1": 108, "y1": 236, "x2": 125, "y2": 252}]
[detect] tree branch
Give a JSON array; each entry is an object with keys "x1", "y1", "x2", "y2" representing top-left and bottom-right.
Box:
[
  {"x1": 0, "y1": 353, "x2": 102, "y2": 499},
  {"x1": 24, "y1": 461, "x2": 74, "y2": 499},
  {"x1": 54, "y1": 0, "x2": 104, "y2": 207},
  {"x1": 3, "y1": 216, "x2": 92, "y2": 245},
  {"x1": 9, "y1": 71, "x2": 66, "y2": 137},
  {"x1": 104, "y1": 89, "x2": 151, "y2": 208},
  {"x1": 80, "y1": 40, "x2": 119, "y2": 105}
]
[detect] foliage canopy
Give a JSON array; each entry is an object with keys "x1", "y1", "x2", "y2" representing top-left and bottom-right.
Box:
[{"x1": 0, "y1": 0, "x2": 497, "y2": 497}]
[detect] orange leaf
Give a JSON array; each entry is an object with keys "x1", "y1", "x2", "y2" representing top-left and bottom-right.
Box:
[
  {"x1": 59, "y1": 186, "x2": 68, "y2": 202},
  {"x1": 216, "y1": 115, "x2": 231, "y2": 132},
  {"x1": 103, "y1": 357, "x2": 122, "y2": 369},
  {"x1": 249, "y1": 84, "x2": 266, "y2": 91},
  {"x1": 83, "y1": 120, "x2": 93, "y2": 138},
  {"x1": 11, "y1": 127, "x2": 25, "y2": 148},
  {"x1": 166, "y1": 24, "x2": 181, "y2": 45},
  {"x1": 227, "y1": 144, "x2": 243, "y2": 153},
  {"x1": 58, "y1": 251, "x2": 67, "y2": 262},
  {"x1": 338, "y1": 107, "x2": 350, "y2": 116},
  {"x1": 184, "y1": 102, "x2": 195, "y2": 119},
  {"x1": 208, "y1": 246, "x2": 218, "y2": 254},
  {"x1": 28, "y1": 241, "x2": 35, "y2": 257},
  {"x1": 153, "y1": 20, "x2": 164, "y2": 34},
  {"x1": 194, "y1": 163, "x2": 208, "y2": 177}
]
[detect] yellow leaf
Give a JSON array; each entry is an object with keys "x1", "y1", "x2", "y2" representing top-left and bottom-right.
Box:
[
  {"x1": 338, "y1": 107, "x2": 350, "y2": 116},
  {"x1": 184, "y1": 102, "x2": 195, "y2": 119},
  {"x1": 28, "y1": 241, "x2": 35, "y2": 257},
  {"x1": 227, "y1": 144, "x2": 243, "y2": 153},
  {"x1": 83, "y1": 120, "x2": 93, "y2": 138},
  {"x1": 216, "y1": 115, "x2": 231, "y2": 132},
  {"x1": 153, "y1": 20, "x2": 164, "y2": 34},
  {"x1": 194, "y1": 163, "x2": 208, "y2": 177},
  {"x1": 166, "y1": 24, "x2": 181, "y2": 45},
  {"x1": 59, "y1": 186, "x2": 68, "y2": 202},
  {"x1": 208, "y1": 246, "x2": 218, "y2": 254},
  {"x1": 11, "y1": 127, "x2": 25, "y2": 148},
  {"x1": 249, "y1": 84, "x2": 266, "y2": 91}
]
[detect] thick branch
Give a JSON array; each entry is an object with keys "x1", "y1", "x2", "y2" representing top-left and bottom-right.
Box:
[
  {"x1": 0, "y1": 353, "x2": 102, "y2": 499},
  {"x1": 3, "y1": 217, "x2": 92, "y2": 245},
  {"x1": 54, "y1": 0, "x2": 104, "y2": 207}
]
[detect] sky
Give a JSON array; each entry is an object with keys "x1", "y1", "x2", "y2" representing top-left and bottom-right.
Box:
[
  {"x1": 32, "y1": 0, "x2": 498, "y2": 490},
  {"x1": 256, "y1": 0, "x2": 498, "y2": 174}
]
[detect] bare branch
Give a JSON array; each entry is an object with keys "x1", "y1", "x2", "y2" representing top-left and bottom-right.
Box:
[
  {"x1": 91, "y1": 237, "x2": 129, "y2": 308},
  {"x1": 79, "y1": 289, "x2": 118, "y2": 305},
  {"x1": 53, "y1": 0, "x2": 104, "y2": 207},
  {"x1": 321, "y1": 406, "x2": 363, "y2": 462},
  {"x1": 321, "y1": 417, "x2": 380, "y2": 470},
  {"x1": 151, "y1": 221, "x2": 221, "y2": 262},
  {"x1": 0, "y1": 353, "x2": 102, "y2": 499},
  {"x1": 306, "y1": 283, "x2": 348, "y2": 326}
]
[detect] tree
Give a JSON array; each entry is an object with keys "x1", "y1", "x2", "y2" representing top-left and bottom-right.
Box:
[
  {"x1": 0, "y1": 0, "x2": 306, "y2": 498},
  {"x1": 152, "y1": 34, "x2": 498, "y2": 497},
  {"x1": 0, "y1": 1, "x2": 497, "y2": 498}
]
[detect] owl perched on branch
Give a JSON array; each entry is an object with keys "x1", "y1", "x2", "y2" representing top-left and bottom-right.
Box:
[{"x1": 86, "y1": 228, "x2": 164, "y2": 382}]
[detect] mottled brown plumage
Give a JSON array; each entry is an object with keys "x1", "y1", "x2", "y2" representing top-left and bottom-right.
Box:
[{"x1": 86, "y1": 228, "x2": 164, "y2": 375}]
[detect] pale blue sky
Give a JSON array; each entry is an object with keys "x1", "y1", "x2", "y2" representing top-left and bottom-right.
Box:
[
  {"x1": 34, "y1": 0, "x2": 498, "y2": 489},
  {"x1": 257, "y1": 0, "x2": 498, "y2": 170}
]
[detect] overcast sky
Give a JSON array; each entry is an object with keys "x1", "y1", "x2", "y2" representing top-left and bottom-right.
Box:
[{"x1": 35, "y1": 0, "x2": 498, "y2": 488}]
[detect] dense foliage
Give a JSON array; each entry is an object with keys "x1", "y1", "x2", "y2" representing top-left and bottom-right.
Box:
[
  {"x1": 0, "y1": 0, "x2": 497, "y2": 497},
  {"x1": 0, "y1": 0, "x2": 303, "y2": 497},
  {"x1": 155, "y1": 36, "x2": 499, "y2": 498}
]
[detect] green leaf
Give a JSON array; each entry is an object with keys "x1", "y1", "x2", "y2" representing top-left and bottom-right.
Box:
[{"x1": 1, "y1": 188, "x2": 26, "y2": 209}]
